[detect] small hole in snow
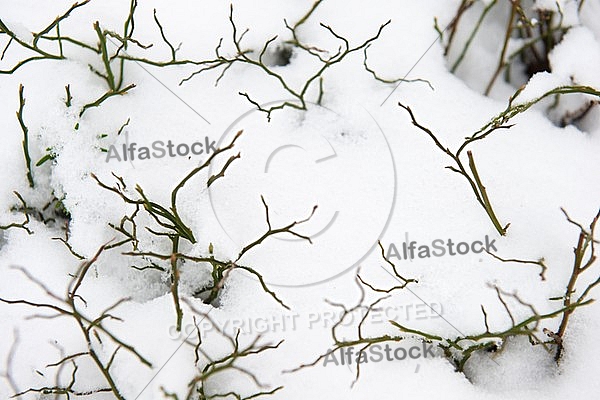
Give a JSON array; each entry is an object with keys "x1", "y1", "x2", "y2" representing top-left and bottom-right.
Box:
[{"x1": 265, "y1": 45, "x2": 293, "y2": 67}]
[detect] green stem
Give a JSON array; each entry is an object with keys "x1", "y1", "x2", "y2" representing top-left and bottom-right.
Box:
[
  {"x1": 170, "y1": 236, "x2": 183, "y2": 332},
  {"x1": 467, "y1": 151, "x2": 507, "y2": 235},
  {"x1": 17, "y1": 85, "x2": 34, "y2": 188}
]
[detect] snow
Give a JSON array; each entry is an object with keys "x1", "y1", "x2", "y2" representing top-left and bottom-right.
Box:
[{"x1": 1, "y1": 0, "x2": 600, "y2": 399}]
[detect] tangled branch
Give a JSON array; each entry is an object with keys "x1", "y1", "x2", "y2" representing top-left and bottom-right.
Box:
[
  {"x1": 94, "y1": 130, "x2": 316, "y2": 330},
  {"x1": 159, "y1": 299, "x2": 286, "y2": 400},
  {"x1": 177, "y1": 4, "x2": 391, "y2": 120},
  {"x1": 398, "y1": 84, "x2": 600, "y2": 236},
  {"x1": 0, "y1": 243, "x2": 152, "y2": 399},
  {"x1": 289, "y1": 242, "x2": 416, "y2": 384}
]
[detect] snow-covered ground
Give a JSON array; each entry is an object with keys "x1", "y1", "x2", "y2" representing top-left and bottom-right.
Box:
[{"x1": 1, "y1": 0, "x2": 599, "y2": 399}]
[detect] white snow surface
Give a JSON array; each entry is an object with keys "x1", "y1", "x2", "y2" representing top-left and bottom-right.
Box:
[{"x1": 1, "y1": 1, "x2": 599, "y2": 399}]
